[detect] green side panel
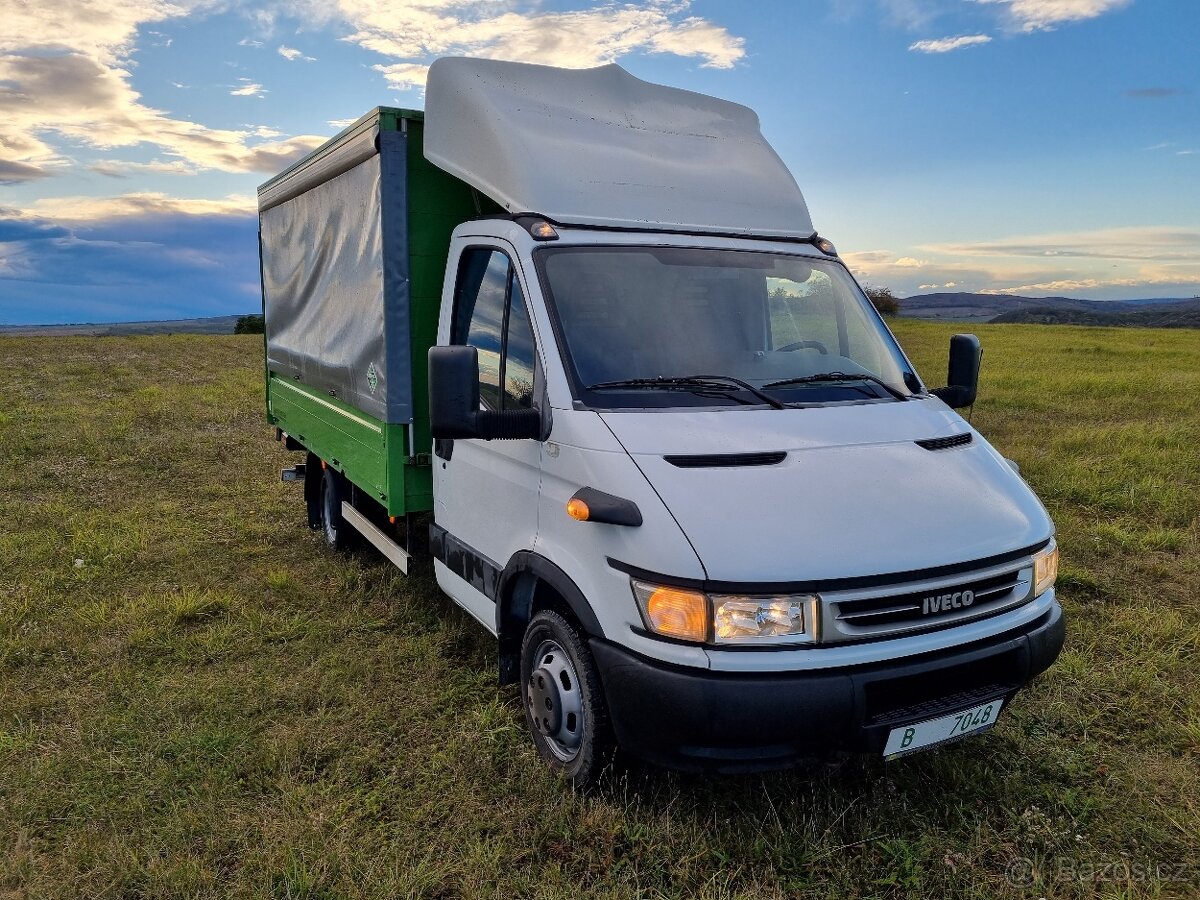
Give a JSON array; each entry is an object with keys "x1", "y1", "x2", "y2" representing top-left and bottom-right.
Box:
[
  {"x1": 403, "y1": 117, "x2": 479, "y2": 463},
  {"x1": 385, "y1": 116, "x2": 485, "y2": 517},
  {"x1": 267, "y1": 375, "x2": 388, "y2": 503},
  {"x1": 263, "y1": 107, "x2": 489, "y2": 518}
]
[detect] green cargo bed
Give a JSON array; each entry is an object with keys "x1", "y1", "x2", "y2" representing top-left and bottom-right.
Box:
[{"x1": 258, "y1": 108, "x2": 481, "y2": 516}]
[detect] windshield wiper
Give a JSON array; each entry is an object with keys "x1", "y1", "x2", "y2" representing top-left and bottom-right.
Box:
[
  {"x1": 762, "y1": 372, "x2": 909, "y2": 401},
  {"x1": 586, "y1": 375, "x2": 787, "y2": 410}
]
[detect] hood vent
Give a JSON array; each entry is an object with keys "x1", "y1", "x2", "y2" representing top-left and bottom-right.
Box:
[
  {"x1": 915, "y1": 433, "x2": 973, "y2": 451},
  {"x1": 664, "y1": 451, "x2": 787, "y2": 468}
]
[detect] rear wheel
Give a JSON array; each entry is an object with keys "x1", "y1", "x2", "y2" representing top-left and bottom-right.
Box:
[
  {"x1": 319, "y1": 467, "x2": 355, "y2": 550},
  {"x1": 520, "y1": 609, "x2": 613, "y2": 789}
]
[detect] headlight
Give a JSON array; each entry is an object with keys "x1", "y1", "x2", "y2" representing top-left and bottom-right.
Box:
[
  {"x1": 1032, "y1": 541, "x2": 1059, "y2": 596},
  {"x1": 712, "y1": 594, "x2": 812, "y2": 644},
  {"x1": 631, "y1": 580, "x2": 816, "y2": 645}
]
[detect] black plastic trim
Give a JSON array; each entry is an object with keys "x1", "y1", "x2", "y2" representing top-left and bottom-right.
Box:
[
  {"x1": 570, "y1": 487, "x2": 642, "y2": 526},
  {"x1": 525, "y1": 214, "x2": 818, "y2": 244},
  {"x1": 496, "y1": 551, "x2": 604, "y2": 638},
  {"x1": 429, "y1": 522, "x2": 501, "y2": 601},
  {"x1": 915, "y1": 433, "x2": 973, "y2": 451},
  {"x1": 590, "y1": 603, "x2": 1065, "y2": 771},
  {"x1": 606, "y1": 538, "x2": 1051, "y2": 595},
  {"x1": 664, "y1": 451, "x2": 787, "y2": 468}
]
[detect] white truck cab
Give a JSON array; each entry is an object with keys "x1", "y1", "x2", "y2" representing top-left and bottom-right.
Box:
[
  {"x1": 262, "y1": 57, "x2": 1063, "y2": 787},
  {"x1": 427, "y1": 212, "x2": 1062, "y2": 784}
]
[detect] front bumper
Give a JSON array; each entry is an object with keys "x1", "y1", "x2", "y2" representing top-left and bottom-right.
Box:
[{"x1": 591, "y1": 600, "x2": 1065, "y2": 772}]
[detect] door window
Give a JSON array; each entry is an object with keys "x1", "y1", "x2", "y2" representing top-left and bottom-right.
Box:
[{"x1": 452, "y1": 248, "x2": 537, "y2": 410}]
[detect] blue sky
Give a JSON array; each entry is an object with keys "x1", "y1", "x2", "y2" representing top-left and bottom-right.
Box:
[{"x1": 1, "y1": 0, "x2": 1197, "y2": 324}]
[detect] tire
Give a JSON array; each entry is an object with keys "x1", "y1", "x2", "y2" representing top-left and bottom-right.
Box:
[
  {"x1": 319, "y1": 467, "x2": 355, "y2": 550},
  {"x1": 304, "y1": 453, "x2": 322, "y2": 530},
  {"x1": 520, "y1": 609, "x2": 613, "y2": 789}
]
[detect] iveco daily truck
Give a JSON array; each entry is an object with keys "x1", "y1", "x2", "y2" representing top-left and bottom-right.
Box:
[{"x1": 259, "y1": 57, "x2": 1064, "y2": 786}]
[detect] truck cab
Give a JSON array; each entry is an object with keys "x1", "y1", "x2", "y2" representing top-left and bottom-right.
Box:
[
  {"x1": 426, "y1": 215, "x2": 1062, "y2": 783},
  {"x1": 260, "y1": 57, "x2": 1063, "y2": 787}
]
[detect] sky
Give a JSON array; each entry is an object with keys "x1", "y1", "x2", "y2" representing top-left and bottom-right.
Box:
[{"x1": 1, "y1": 0, "x2": 1198, "y2": 324}]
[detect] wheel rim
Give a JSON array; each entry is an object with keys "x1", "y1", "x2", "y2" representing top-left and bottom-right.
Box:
[{"x1": 526, "y1": 638, "x2": 584, "y2": 762}]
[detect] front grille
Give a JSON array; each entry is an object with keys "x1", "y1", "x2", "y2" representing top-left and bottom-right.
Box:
[{"x1": 819, "y1": 559, "x2": 1034, "y2": 643}]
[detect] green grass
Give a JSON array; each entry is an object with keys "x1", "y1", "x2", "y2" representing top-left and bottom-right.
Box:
[{"x1": 1, "y1": 325, "x2": 1197, "y2": 899}]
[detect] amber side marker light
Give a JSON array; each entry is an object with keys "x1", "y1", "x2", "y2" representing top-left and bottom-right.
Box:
[
  {"x1": 528, "y1": 220, "x2": 559, "y2": 241},
  {"x1": 566, "y1": 498, "x2": 590, "y2": 521}
]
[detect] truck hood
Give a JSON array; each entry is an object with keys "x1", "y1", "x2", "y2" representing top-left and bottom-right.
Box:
[{"x1": 599, "y1": 399, "x2": 1052, "y2": 583}]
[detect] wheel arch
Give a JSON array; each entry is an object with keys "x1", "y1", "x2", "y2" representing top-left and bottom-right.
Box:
[{"x1": 496, "y1": 551, "x2": 604, "y2": 684}]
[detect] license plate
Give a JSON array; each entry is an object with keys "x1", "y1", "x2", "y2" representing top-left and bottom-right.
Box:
[{"x1": 883, "y1": 698, "x2": 1004, "y2": 759}]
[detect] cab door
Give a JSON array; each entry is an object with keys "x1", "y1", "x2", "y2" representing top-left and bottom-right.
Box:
[{"x1": 431, "y1": 243, "x2": 542, "y2": 630}]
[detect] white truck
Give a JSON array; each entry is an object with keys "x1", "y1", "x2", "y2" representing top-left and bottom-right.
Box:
[{"x1": 260, "y1": 57, "x2": 1064, "y2": 786}]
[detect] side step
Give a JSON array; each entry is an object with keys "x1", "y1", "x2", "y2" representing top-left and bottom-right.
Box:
[{"x1": 340, "y1": 502, "x2": 410, "y2": 575}]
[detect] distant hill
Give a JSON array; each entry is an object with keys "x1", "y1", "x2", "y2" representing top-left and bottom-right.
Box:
[
  {"x1": 990, "y1": 304, "x2": 1200, "y2": 328},
  {"x1": 0, "y1": 315, "x2": 246, "y2": 337},
  {"x1": 898, "y1": 292, "x2": 1200, "y2": 326}
]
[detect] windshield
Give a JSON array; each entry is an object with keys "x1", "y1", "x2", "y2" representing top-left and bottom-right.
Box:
[{"x1": 536, "y1": 246, "x2": 919, "y2": 408}]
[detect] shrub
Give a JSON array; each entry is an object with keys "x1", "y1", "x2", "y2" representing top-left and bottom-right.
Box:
[
  {"x1": 235, "y1": 314, "x2": 265, "y2": 334},
  {"x1": 864, "y1": 286, "x2": 900, "y2": 316}
]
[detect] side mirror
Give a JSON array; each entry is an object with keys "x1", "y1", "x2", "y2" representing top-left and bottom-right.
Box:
[
  {"x1": 428, "y1": 345, "x2": 541, "y2": 441},
  {"x1": 931, "y1": 334, "x2": 981, "y2": 409}
]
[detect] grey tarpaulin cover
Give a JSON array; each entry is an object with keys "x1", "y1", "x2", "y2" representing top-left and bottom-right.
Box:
[
  {"x1": 260, "y1": 126, "x2": 412, "y2": 423},
  {"x1": 424, "y1": 57, "x2": 814, "y2": 239}
]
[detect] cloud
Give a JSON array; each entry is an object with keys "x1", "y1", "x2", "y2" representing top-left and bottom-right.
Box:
[
  {"x1": 843, "y1": 228, "x2": 1200, "y2": 299},
  {"x1": 842, "y1": 249, "x2": 893, "y2": 265},
  {"x1": 0, "y1": 216, "x2": 71, "y2": 242},
  {"x1": 0, "y1": 201, "x2": 260, "y2": 325},
  {"x1": 924, "y1": 226, "x2": 1200, "y2": 263},
  {"x1": 88, "y1": 159, "x2": 200, "y2": 177},
  {"x1": 0, "y1": 52, "x2": 322, "y2": 173},
  {"x1": 909, "y1": 34, "x2": 992, "y2": 52},
  {"x1": 332, "y1": 0, "x2": 745, "y2": 93},
  {"x1": 844, "y1": 250, "x2": 997, "y2": 291},
  {"x1": 20, "y1": 193, "x2": 255, "y2": 222},
  {"x1": 1126, "y1": 87, "x2": 1185, "y2": 98},
  {"x1": 874, "y1": 0, "x2": 948, "y2": 30},
  {"x1": 979, "y1": 273, "x2": 1200, "y2": 295},
  {"x1": 278, "y1": 44, "x2": 316, "y2": 61},
  {"x1": 973, "y1": 0, "x2": 1132, "y2": 32},
  {"x1": 1, "y1": 4, "x2": 325, "y2": 178},
  {"x1": 230, "y1": 78, "x2": 267, "y2": 96},
  {"x1": 374, "y1": 62, "x2": 431, "y2": 90},
  {"x1": 0, "y1": 160, "x2": 54, "y2": 184},
  {"x1": 238, "y1": 38, "x2": 264, "y2": 47}
]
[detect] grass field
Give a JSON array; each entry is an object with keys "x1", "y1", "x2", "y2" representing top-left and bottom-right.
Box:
[{"x1": 1, "y1": 323, "x2": 1197, "y2": 899}]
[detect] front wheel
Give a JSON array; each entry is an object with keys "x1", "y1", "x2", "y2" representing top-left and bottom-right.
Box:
[{"x1": 520, "y1": 610, "x2": 613, "y2": 789}]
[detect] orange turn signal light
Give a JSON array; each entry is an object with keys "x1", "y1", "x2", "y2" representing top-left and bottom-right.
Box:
[
  {"x1": 644, "y1": 587, "x2": 708, "y2": 642},
  {"x1": 529, "y1": 220, "x2": 559, "y2": 241},
  {"x1": 566, "y1": 498, "x2": 590, "y2": 521}
]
